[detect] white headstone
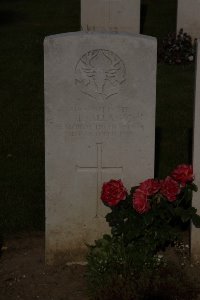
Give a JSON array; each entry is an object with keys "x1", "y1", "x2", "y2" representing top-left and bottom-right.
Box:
[
  {"x1": 81, "y1": 0, "x2": 140, "y2": 34},
  {"x1": 45, "y1": 32, "x2": 157, "y2": 262},
  {"x1": 192, "y1": 39, "x2": 200, "y2": 259},
  {"x1": 177, "y1": 0, "x2": 200, "y2": 39}
]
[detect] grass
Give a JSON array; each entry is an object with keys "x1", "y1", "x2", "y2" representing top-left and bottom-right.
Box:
[{"x1": 0, "y1": 0, "x2": 196, "y2": 232}]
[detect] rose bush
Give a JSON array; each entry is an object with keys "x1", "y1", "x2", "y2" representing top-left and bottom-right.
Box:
[
  {"x1": 87, "y1": 164, "x2": 200, "y2": 300},
  {"x1": 158, "y1": 29, "x2": 196, "y2": 65},
  {"x1": 97, "y1": 164, "x2": 200, "y2": 256},
  {"x1": 98, "y1": 164, "x2": 200, "y2": 253}
]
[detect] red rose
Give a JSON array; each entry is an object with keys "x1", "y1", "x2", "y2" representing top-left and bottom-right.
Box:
[
  {"x1": 133, "y1": 189, "x2": 150, "y2": 214},
  {"x1": 171, "y1": 164, "x2": 194, "y2": 187},
  {"x1": 139, "y1": 179, "x2": 160, "y2": 196},
  {"x1": 101, "y1": 179, "x2": 127, "y2": 206},
  {"x1": 160, "y1": 176, "x2": 181, "y2": 202}
]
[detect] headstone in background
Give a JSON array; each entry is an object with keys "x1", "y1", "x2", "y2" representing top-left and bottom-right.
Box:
[
  {"x1": 192, "y1": 39, "x2": 200, "y2": 259},
  {"x1": 45, "y1": 32, "x2": 157, "y2": 263},
  {"x1": 81, "y1": 0, "x2": 140, "y2": 33},
  {"x1": 177, "y1": 0, "x2": 200, "y2": 39}
]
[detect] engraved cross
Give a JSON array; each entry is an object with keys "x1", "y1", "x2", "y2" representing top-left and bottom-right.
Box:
[{"x1": 77, "y1": 143, "x2": 123, "y2": 217}]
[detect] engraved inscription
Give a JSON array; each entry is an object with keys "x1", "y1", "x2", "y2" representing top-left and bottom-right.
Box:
[
  {"x1": 75, "y1": 49, "x2": 126, "y2": 100},
  {"x1": 65, "y1": 105, "x2": 144, "y2": 138},
  {"x1": 77, "y1": 143, "x2": 122, "y2": 217}
]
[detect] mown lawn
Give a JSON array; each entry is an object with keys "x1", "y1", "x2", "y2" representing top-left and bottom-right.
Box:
[{"x1": 0, "y1": 0, "x2": 195, "y2": 232}]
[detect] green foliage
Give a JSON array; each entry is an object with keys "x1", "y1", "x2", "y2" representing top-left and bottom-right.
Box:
[
  {"x1": 87, "y1": 235, "x2": 159, "y2": 300},
  {"x1": 86, "y1": 236, "x2": 200, "y2": 300},
  {"x1": 158, "y1": 29, "x2": 196, "y2": 65},
  {"x1": 104, "y1": 182, "x2": 200, "y2": 257},
  {"x1": 87, "y1": 176, "x2": 200, "y2": 299}
]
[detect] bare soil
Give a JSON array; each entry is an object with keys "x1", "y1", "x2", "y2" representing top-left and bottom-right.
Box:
[
  {"x1": 1, "y1": 232, "x2": 200, "y2": 300},
  {"x1": 0, "y1": 232, "x2": 89, "y2": 300}
]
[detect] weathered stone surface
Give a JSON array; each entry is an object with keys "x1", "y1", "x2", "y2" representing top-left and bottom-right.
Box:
[
  {"x1": 192, "y1": 39, "x2": 200, "y2": 259},
  {"x1": 81, "y1": 0, "x2": 140, "y2": 33},
  {"x1": 177, "y1": 0, "x2": 200, "y2": 39},
  {"x1": 44, "y1": 32, "x2": 157, "y2": 262}
]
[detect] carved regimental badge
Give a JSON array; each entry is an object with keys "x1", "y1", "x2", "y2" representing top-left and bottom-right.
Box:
[{"x1": 75, "y1": 49, "x2": 126, "y2": 100}]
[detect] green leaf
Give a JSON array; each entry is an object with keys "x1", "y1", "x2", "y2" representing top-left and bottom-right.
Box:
[
  {"x1": 126, "y1": 228, "x2": 141, "y2": 240},
  {"x1": 174, "y1": 207, "x2": 196, "y2": 223},
  {"x1": 181, "y1": 213, "x2": 191, "y2": 223},
  {"x1": 188, "y1": 206, "x2": 197, "y2": 215},
  {"x1": 105, "y1": 212, "x2": 113, "y2": 222},
  {"x1": 156, "y1": 206, "x2": 172, "y2": 222},
  {"x1": 143, "y1": 213, "x2": 154, "y2": 226},
  {"x1": 190, "y1": 183, "x2": 198, "y2": 192},
  {"x1": 184, "y1": 188, "x2": 193, "y2": 204},
  {"x1": 192, "y1": 214, "x2": 200, "y2": 228},
  {"x1": 102, "y1": 234, "x2": 112, "y2": 241}
]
